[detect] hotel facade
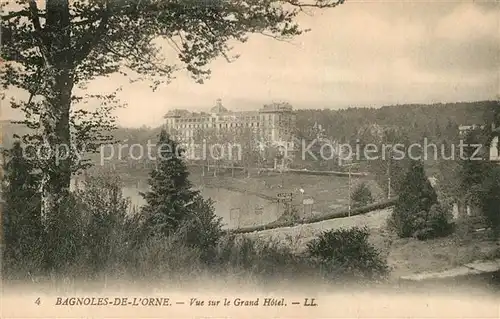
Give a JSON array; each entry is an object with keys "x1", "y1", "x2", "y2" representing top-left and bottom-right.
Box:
[{"x1": 163, "y1": 100, "x2": 297, "y2": 154}]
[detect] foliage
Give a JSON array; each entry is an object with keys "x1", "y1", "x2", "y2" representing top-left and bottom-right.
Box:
[
  {"x1": 1, "y1": 0, "x2": 345, "y2": 226},
  {"x1": 125, "y1": 235, "x2": 204, "y2": 281},
  {"x1": 174, "y1": 197, "x2": 224, "y2": 263},
  {"x1": 296, "y1": 101, "x2": 495, "y2": 146},
  {"x1": 351, "y1": 182, "x2": 374, "y2": 208},
  {"x1": 276, "y1": 204, "x2": 300, "y2": 224},
  {"x1": 435, "y1": 138, "x2": 462, "y2": 200},
  {"x1": 2, "y1": 141, "x2": 44, "y2": 277},
  {"x1": 459, "y1": 128, "x2": 491, "y2": 206},
  {"x1": 140, "y1": 130, "x2": 198, "y2": 232},
  {"x1": 477, "y1": 167, "x2": 500, "y2": 238},
  {"x1": 453, "y1": 107, "x2": 500, "y2": 237},
  {"x1": 390, "y1": 160, "x2": 452, "y2": 239},
  {"x1": 3, "y1": 158, "x2": 394, "y2": 284},
  {"x1": 139, "y1": 130, "x2": 223, "y2": 258},
  {"x1": 73, "y1": 172, "x2": 130, "y2": 275},
  {"x1": 411, "y1": 203, "x2": 454, "y2": 240},
  {"x1": 212, "y1": 235, "x2": 303, "y2": 280},
  {"x1": 42, "y1": 193, "x2": 86, "y2": 273},
  {"x1": 362, "y1": 128, "x2": 412, "y2": 197},
  {"x1": 306, "y1": 227, "x2": 389, "y2": 281}
]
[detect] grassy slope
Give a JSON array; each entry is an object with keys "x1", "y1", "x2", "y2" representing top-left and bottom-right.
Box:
[{"x1": 241, "y1": 208, "x2": 500, "y2": 279}]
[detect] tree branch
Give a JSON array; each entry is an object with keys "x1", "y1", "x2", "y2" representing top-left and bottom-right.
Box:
[
  {"x1": 27, "y1": 0, "x2": 51, "y2": 66},
  {"x1": 103, "y1": 42, "x2": 178, "y2": 76},
  {"x1": 73, "y1": 2, "x2": 110, "y2": 64},
  {"x1": 2, "y1": 9, "x2": 32, "y2": 20},
  {"x1": 282, "y1": 0, "x2": 346, "y2": 9},
  {"x1": 28, "y1": 1, "x2": 43, "y2": 33}
]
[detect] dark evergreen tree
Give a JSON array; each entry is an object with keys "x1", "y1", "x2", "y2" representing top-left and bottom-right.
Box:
[
  {"x1": 140, "y1": 130, "x2": 198, "y2": 232},
  {"x1": 390, "y1": 160, "x2": 439, "y2": 238},
  {"x1": 459, "y1": 129, "x2": 490, "y2": 206},
  {"x1": 475, "y1": 105, "x2": 500, "y2": 237},
  {"x1": 139, "y1": 130, "x2": 222, "y2": 261},
  {"x1": 2, "y1": 141, "x2": 43, "y2": 275},
  {"x1": 478, "y1": 167, "x2": 500, "y2": 238},
  {"x1": 366, "y1": 129, "x2": 411, "y2": 198}
]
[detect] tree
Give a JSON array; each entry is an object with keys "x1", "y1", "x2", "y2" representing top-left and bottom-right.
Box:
[
  {"x1": 2, "y1": 141, "x2": 43, "y2": 275},
  {"x1": 74, "y1": 172, "x2": 130, "y2": 275},
  {"x1": 193, "y1": 125, "x2": 236, "y2": 176},
  {"x1": 233, "y1": 126, "x2": 262, "y2": 177},
  {"x1": 471, "y1": 105, "x2": 500, "y2": 237},
  {"x1": 459, "y1": 128, "x2": 490, "y2": 207},
  {"x1": 478, "y1": 167, "x2": 500, "y2": 238},
  {"x1": 351, "y1": 182, "x2": 373, "y2": 208},
  {"x1": 390, "y1": 160, "x2": 440, "y2": 238},
  {"x1": 140, "y1": 130, "x2": 197, "y2": 232},
  {"x1": 364, "y1": 127, "x2": 411, "y2": 198},
  {"x1": 139, "y1": 130, "x2": 222, "y2": 256},
  {"x1": 1, "y1": 0, "x2": 345, "y2": 226}
]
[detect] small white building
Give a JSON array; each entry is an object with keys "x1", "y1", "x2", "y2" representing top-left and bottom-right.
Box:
[{"x1": 490, "y1": 135, "x2": 499, "y2": 161}]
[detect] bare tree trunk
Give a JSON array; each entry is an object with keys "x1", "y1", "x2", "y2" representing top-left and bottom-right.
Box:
[
  {"x1": 40, "y1": 70, "x2": 74, "y2": 227},
  {"x1": 39, "y1": 0, "x2": 74, "y2": 227}
]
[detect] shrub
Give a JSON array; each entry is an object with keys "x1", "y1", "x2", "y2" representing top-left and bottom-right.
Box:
[
  {"x1": 390, "y1": 160, "x2": 452, "y2": 239},
  {"x1": 212, "y1": 235, "x2": 313, "y2": 281},
  {"x1": 306, "y1": 227, "x2": 389, "y2": 281},
  {"x1": 351, "y1": 182, "x2": 374, "y2": 208},
  {"x1": 175, "y1": 196, "x2": 223, "y2": 264},
  {"x1": 73, "y1": 172, "x2": 130, "y2": 275},
  {"x1": 2, "y1": 141, "x2": 44, "y2": 278},
  {"x1": 412, "y1": 203, "x2": 454, "y2": 240},
  {"x1": 42, "y1": 194, "x2": 86, "y2": 274},
  {"x1": 478, "y1": 167, "x2": 500, "y2": 238},
  {"x1": 276, "y1": 204, "x2": 300, "y2": 224},
  {"x1": 125, "y1": 235, "x2": 204, "y2": 281}
]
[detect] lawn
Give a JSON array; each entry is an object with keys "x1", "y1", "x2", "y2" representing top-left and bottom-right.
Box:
[{"x1": 191, "y1": 167, "x2": 385, "y2": 216}]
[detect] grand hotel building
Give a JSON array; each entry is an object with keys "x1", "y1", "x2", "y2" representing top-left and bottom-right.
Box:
[{"x1": 163, "y1": 99, "x2": 297, "y2": 152}]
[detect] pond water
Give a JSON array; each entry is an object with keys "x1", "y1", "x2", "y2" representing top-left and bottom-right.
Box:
[{"x1": 121, "y1": 183, "x2": 278, "y2": 229}]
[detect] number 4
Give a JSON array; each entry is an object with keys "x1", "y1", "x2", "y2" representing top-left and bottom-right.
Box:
[{"x1": 35, "y1": 298, "x2": 41, "y2": 305}]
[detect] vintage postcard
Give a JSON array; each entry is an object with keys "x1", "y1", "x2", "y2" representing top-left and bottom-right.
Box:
[{"x1": 1, "y1": 0, "x2": 499, "y2": 317}]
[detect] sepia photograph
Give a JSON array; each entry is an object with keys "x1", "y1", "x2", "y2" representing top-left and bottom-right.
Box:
[{"x1": 1, "y1": 0, "x2": 499, "y2": 317}]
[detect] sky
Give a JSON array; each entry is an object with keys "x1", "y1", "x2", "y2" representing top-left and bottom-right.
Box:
[{"x1": 2, "y1": 0, "x2": 499, "y2": 128}]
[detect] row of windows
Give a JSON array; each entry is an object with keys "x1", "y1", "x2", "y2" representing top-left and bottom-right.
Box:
[
  {"x1": 166, "y1": 113, "x2": 293, "y2": 124},
  {"x1": 169, "y1": 117, "x2": 216, "y2": 123},
  {"x1": 169, "y1": 121, "x2": 294, "y2": 129},
  {"x1": 169, "y1": 120, "x2": 295, "y2": 129}
]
